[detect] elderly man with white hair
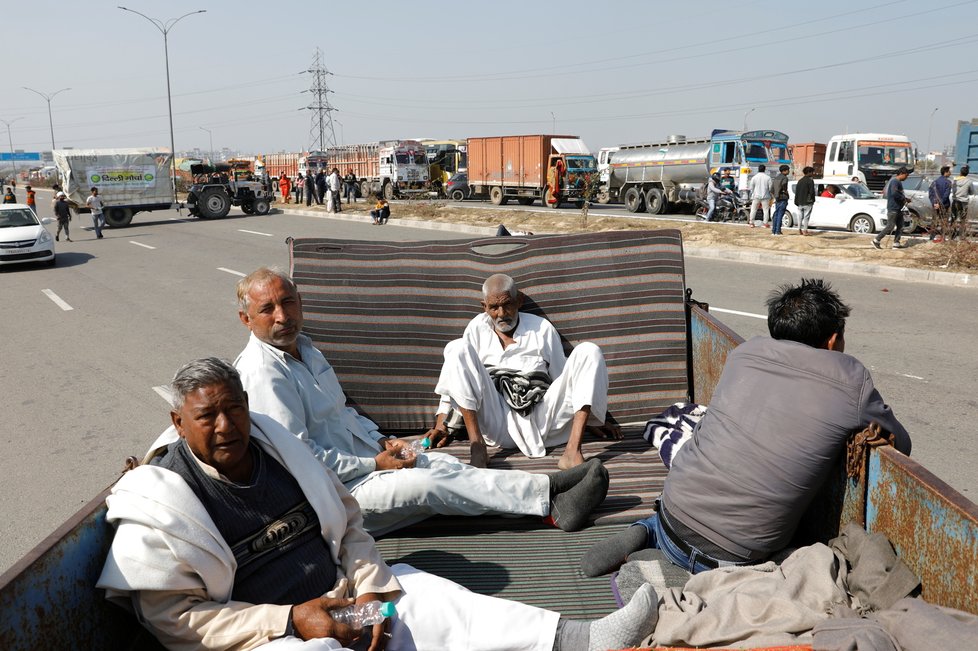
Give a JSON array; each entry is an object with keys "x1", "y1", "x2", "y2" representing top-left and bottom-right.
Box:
[{"x1": 429, "y1": 274, "x2": 621, "y2": 470}]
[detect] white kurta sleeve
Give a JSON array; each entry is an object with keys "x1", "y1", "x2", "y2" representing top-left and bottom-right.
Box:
[
  {"x1": 540, "y1": 320, "x2": 566, "y2": 380},
  {"x1": 135, "y1": 589, "x2": 292, "y2": 651},
  {"x1": 239, "y1": 364, "x2": 377, "y2": 483}
]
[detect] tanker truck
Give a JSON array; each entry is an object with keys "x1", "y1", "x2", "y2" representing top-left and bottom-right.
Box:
[{"x1": 599, "y1": 129, "x2": 791, "y2": 214}]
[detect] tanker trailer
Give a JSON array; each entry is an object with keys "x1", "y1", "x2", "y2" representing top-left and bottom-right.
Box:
[{"x1": 603, "y1": 130, "x2": 791, "y2": 214}]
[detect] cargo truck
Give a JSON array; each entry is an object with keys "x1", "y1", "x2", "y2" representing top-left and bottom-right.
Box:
[
  {"x1": 822, "y1": 133, "x2": 915, "y2": 193},
  {"x1": 787, "y1": 142, "x2": 826, "y2": 178},
  {"x1": 600, "y1": 129, "x2": 791, "y2": 214},
  {"x1": 954, "y1": 118, "x2": 978, "y2": 173},
  {"x1": 52, "y1": 148, "x2": 174, "y2": 227},
  {"x1": 467, "y1": 134, "x2": 597, "y2": 208},
  {"x1": 326, "y1": 140, "x2": 429, "y2": 200}
]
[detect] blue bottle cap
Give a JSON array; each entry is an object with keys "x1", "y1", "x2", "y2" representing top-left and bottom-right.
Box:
[
  {"x1": 421, "y1": 437, "x2": 431, "y2": 449},
  {"x1": 380, "y1": 601, "x2": 397, "y2": 618}
]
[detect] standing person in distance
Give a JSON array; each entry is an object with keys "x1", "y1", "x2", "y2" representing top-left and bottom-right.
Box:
[
  {"x1": 305, "y1": 170, "x2": 315, "y2": 207},
  {"x1": 293, "y1": 172, "x2": 303, "y2": 204},
  {"x1": 770, "y1": 164, "x2": 791, "y2": 235},
  {"x1": 344, "y1": 168, "x2": 357, "y2": 204},
  {"x1": 873, "y1": 167, "x2": 911, "y2": 250},
  {"x1": 86, "y1": 187, "x2": 105, "y2": 239},
  {"x1": 25, "y1": 184, "x2": 37, "y2": 215},
  {"x1": 2, "y1": 186, "x2": 15, "y2": 203},
  {"x1": 951, "y1": 165, "x2": 975, "y2": 240},
  {"x1": 278, "y1": 174, "x2": 291, "y2": 204},
  {"x1": 747, "y1": 164, "x2": 772, "y2": 229},
  {"x1": 928, "y1": 165, "x2": 953, "y2": 242},
  {"x1": 315, "y1": 169, "x2": 326, "y2": 205},
  {"x1": 53, "y1": 192, "x2": 71, "y2": 242},
  {"x1": 328, "y1": 167, "x2": 342, "y2": 213},
  {"x1": 794, "y1": 166, "x2": 816, "y2": 236}
]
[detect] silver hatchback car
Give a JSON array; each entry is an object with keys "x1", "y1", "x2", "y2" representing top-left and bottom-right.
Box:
[{"x1": 903, "y1": 173, "x2": 978, "y2": 235}]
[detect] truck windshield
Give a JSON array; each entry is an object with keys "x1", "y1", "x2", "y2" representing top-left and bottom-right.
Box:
[
  {"x1": 566, "y1": 157, "x2": 596, "y2": 171},
  {"x1": 770, "y1": 142, "x2": 791, "y2": 164},
  {"x1": 396, "y1": 153, "x2": 410, "y2": 164},
  {"x1": 745, "y1": 141, "x2": 790, "y2": 164},
  {"x1": 745, "y1": 141, "x2": 768, "y2": 162},
  {"x1": 858, "y1": 144, "x2": 912, "y2": 167}
]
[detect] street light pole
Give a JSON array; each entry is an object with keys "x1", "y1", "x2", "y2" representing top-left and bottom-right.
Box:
[
  {"x1": 22, "y1": 87, "x2": 70, "y2": 150},
  {"x1": 743, "y1": 107, "x2": 756, "y2": 132},
  {"x1": 550, "y1": 112, "x2": 556, "y2": 133},
  {"x1": 926, "y1": 107, "x2": 939, "y2": 171},
  {"x1": 199, "y1": 126, "x2": 214, "y2": 164},
  {"x1": 0, "y1": 117, "x2": 23, "y2": 180},
  {"x1": 118, "y1": 6, "x2": 206, "y2": 205}
]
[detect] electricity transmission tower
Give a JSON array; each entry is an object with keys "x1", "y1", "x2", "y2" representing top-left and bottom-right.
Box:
[{"x1": 302, "y1": 49, "x2": 338, "y2": 152}]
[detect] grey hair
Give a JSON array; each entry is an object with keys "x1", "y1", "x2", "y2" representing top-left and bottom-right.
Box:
[
  {"x1": 236, "y1": 266, "x2": 297, "y2": 311},
  {"x1": 169, "y1": 357, "x2": 245, "y2": 411},
  {"x1": 482, "y1": 273, "x2": 518, "y2": 299}
]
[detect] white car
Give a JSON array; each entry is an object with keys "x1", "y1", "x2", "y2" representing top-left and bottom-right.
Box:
[
  {"x1": 783, "y1": 180, "x2": 890, "y2": 234},
  {"x1": 0, "y1": 204, "x2": 56, "y2": 267}
]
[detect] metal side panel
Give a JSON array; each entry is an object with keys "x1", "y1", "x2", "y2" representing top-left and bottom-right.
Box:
[
  {"x1": 866, "y1": 446, "x2": 978, "y2": 614},
  {"x1": 0, "y1": 488, "x2": 156, "y2": 650},
  {"x1": 688, "y1": 304, "x2": 743, "y2": 405}
]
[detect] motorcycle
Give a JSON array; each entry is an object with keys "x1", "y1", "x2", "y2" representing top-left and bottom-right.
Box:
[{"x1": 695, "y1": 191, "x2": 748, "y2": 222}]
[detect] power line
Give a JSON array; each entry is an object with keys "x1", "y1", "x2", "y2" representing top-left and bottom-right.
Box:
[{"x1": 301, "y1": 49, "x2": 338, "y2": 152}]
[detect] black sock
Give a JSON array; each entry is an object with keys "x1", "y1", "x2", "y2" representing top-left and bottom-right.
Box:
[
  {"x1": 580, "y1": 524, "x2": 648, "y2": 577},
  {"x1": 548, "y1": 458, "x2": 599, "y2": 498}
]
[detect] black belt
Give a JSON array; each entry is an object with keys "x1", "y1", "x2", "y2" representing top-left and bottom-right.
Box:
[{"x1": 656, "y1": 505, "x2": 719, "y2": 569}]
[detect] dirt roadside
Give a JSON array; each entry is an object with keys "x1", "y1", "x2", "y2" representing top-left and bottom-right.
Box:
[{"x1": 290, "y1": 199, "x2": 978, "y2": 274}]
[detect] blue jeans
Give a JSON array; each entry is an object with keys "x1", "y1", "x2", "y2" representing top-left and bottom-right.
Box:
[
  {"x1": 633, "y1": 511, "x2": 756, "y2": 574},
  {"x1": 772, "y1": 199, "x2": 788, "y2": 234},
  {"x1": 92, "y1": 212, "x2": 104, "y2": 237}
]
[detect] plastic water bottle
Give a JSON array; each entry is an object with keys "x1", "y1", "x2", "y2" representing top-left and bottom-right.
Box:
[
  {"x1": 396, "y1": 436, "x2": 430, "y2": 460},
  {"x1": 329, "y1": 600, "x2": 396, "y2": 628}
]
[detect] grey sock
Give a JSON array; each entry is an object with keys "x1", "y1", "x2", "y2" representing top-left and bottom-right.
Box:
[
  {"x1": 550, "y1": 461, "x2": 609, "y2": 532},
  {"x1": 552, "y1": 618, "x2": 589, "y2": 651},
  {"x1": 548, "y1": 458, "x2": 600, "y2": 497},
  {"x1": 580, "y1": 524, "x2": 648, "y2": 577},
  {"x1": 587, "y1": 583, "x2": 658, "y2": 651}
]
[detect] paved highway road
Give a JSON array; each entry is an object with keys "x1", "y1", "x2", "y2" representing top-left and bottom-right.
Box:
[{"x1": 1, "y1": 201, "x2": 975, "y2": 574}]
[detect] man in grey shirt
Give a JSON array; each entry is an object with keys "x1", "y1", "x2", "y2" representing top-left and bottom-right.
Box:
[{"x1": 583, "y1": 278, "x2": 911, "y2": 576}]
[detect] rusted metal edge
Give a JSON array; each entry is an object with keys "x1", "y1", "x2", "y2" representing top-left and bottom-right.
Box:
[
  {"x1": 690, "y1": 305, "x2": 744, "y2": 346},
  {"x1": 0, "y1": 485, "x2": 113, "y2": 591},
  {"x1": 875, "y1": 446, "x2": 978, "y2": 519}
]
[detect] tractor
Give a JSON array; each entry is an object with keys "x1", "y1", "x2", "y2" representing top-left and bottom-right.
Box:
[{"x1": 185, "y1": 163, "x2": 275, "y2": 219}]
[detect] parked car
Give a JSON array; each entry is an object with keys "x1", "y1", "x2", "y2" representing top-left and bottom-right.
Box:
[
  {"x1": 445, "y1": 172, "x2": 470, "y2": 201},
  {"x1": 0, "y1": 203, "x2": 56, "y2": 267},
  {"x1": 903, "y1": 173, "x2": 978, "y2": 235},
  {"x1": 783, "y1": 180, "x2": 892, "y2": 234}
]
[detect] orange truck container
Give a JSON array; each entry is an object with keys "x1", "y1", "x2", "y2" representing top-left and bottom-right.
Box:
[
  {"x1": 467, "y1": 134, "x2": 597, "y2": 208},
  {"x1": 787, "y1": 142, "x2": 826, "y2": 177},
  {"x1": 263, "y1": 153, "x2": 302, "y2": 179}
]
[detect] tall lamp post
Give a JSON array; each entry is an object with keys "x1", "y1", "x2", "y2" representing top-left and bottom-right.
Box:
[
  {"x1": 118, "y1": 6, "x2": 206, "y2": 204},
  {"x1": 199, "y1": 126, "x2": 214, "y2": 164},
  {"x1": 550, "y1": 112, "x2": 556, "y2": 133},
  {"x1": 0, "y1": 117, "x2": 23, "y2": 181},
  {"x1": 22, "y1": 87, "x2": 70, "y2": 151},
  {"x1": 743, "y1": 107, "x2": 756, "y2": 132},
  {"x1": 926, "y1": 107, "x2": 939, "y2": 171}
]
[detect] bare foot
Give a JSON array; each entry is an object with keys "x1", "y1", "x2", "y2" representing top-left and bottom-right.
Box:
[
  {"x1": 469, "y1": 441, "x2": 489, "y2": 468},
  {"x1": 588, "y1": 424, "x2": 624, "y2": 440},
  {"x1": 558, "y1": 449, "x2": 586, "y2": 470}
]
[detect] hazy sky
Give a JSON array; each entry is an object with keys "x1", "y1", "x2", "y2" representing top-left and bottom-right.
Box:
[{"x1": 2, "y1": 0, "x2": 977, "y2": 157}]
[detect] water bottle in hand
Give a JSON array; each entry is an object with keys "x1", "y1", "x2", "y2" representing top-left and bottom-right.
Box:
[
  {"x1": 329, "y1": 600, "x2": 396, "y2": 629},
  {"x1": 396, "y1": 437, "x2": 430, "y2": 460}
]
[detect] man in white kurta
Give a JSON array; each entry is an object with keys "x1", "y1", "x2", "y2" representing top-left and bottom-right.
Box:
[
  {"x1": 234, "y1": 268, "x2": 610, "y2": 535},
  {"x1": 97, "y1": 358, "x2": 656, "y2": 651},
  {"x1": 433, "y1": 274, "x2": 619, "y2": 470}
]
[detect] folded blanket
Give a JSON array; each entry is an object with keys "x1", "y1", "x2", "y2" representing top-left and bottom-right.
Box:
[
  {"x1": 486, "y1": 366, "x2": 552, "y2": 416},
  {"x1": 642, "y1": 402, "x2": 707, "y2": 468}
]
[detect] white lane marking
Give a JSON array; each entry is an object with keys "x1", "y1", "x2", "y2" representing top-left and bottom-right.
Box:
[
  {"x1": 900, "y1": 373, "x2": 925, "y2": 380},
  {"x1": 710, "y1": 307, "x2": 767, "y2": 320},
  {"x1": 238, "y1": 229, "x2": 273, "y2": 237},
  {"x1": 42, "y1": 289, "x2": 73, "y2": 311},
  {"x1": 152, "y1": 385, "x2": 173, "y2": 404},
  {"x1": 129, "y1": 241, "x2": 156, "y2": 250},
  {"x1": 218, "y1": 267, "x2": 246, "y2": 277}
]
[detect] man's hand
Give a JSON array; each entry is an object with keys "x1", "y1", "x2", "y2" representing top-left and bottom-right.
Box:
[
  {"x1": 424, "y1": 426, "x2": 452, "y2": 449},
  {"x1": 292, "y1": 595, "x2": 359, "y2": 644},
  {"x1": 357, "y1": 592, "x2": 391, "y2": 651},
  {"x1": 374, "y1": 444, "x2": 415, "y2": 471}
]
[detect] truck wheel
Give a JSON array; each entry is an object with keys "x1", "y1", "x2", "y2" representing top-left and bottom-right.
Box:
[
  {"x1": 624, "y1": 187, "x2": 644, "y2": 213},
  {"x1": 451, "y1": 189, "x2": 466, "y2": 201},
  {"x1": 490, "y1": 187, "x2": 504, "y2": 205},
  {"x1": 253, "y1": 199, "x2": 270, "y2": 215},
  {"x1": 241, "y1": 203, "x2": 254, "y2": 215},
  {"x1": 382, "y1": 182, "x2": 394, "y2": 201},
  {"x1": 645, "y1": 188, "x2": 666, "y2": 214},
  {"x1": 360, "y1": 180, "x2": 371, "y2": 198},
  {"x1": 849, "y1": 214, "x2": 875, "y2": 234},
  {"x1": 543, "y1": 187, "x2": 560, "y2": 209},
  {"x1": 199, "y1": 188, "x2": 231, "y2": 219},
  {"x1": 596, "y1": 191, "x2": 611, "y2": 204},
  {"x1": 104, "y1": 207, "x2": 133, "y2": 227}
]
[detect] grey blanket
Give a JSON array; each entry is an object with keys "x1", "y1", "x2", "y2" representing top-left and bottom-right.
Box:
[{"x1": 486, "y1": 366, "x2": 551, "y2": 416}]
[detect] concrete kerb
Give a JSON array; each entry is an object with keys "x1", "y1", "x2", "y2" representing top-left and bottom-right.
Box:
[{"x1": 281, "y1": 208, "x2": 978, "y2": 288}]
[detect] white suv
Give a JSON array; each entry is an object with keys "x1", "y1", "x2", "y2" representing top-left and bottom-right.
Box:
[
  {"x1": 784, "y1": 180, "x2": 890, "y2": 234},
  {"x1": 0, "y1": 204, "x2": 56, "y2": 267}
]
